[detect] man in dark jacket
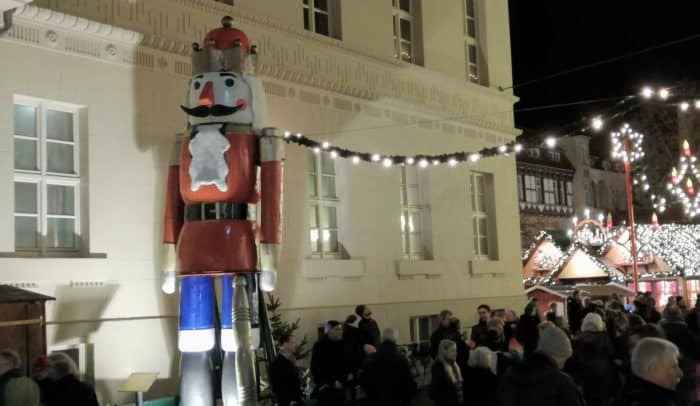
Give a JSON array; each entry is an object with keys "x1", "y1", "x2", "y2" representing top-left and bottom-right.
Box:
[
  {"x1": 660, "y1": 308, "x2": 696, "y2": 406},
  {"x1": 430, "y1": 309, "x2": 455, "y2": 359},
  {"x1": 270, "y1": 333, "x2": 303, "y2": 406},
  {"x1": 310, "y1": 320, "x2": 350, "y2": 405},
  {"x1": 360, "y1": 328, "x2": 417, "y2": 406},
  {"x1": 497, "y1": 323, "x2": 585, "y2": 406},
  {"x1": 356, "y1": 305, "x2": 381, "y2": 349},
  {"x1": 470, "y1": 304, "x2": 491, "y2": 342},
  {"x1": 567, "y1": 290, "x2": 584, "y2": 334},
  {"x1": 613, "y1": 337, "x2": 682, "y2": 406}
]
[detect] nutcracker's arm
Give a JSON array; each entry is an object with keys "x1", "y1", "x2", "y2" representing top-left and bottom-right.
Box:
[
  {"x1": 162, "y1": 134, "x2": 185, "y2": 294},
  {"x1": 258, "y1": 127, "x2": 283, "y2": 292}
]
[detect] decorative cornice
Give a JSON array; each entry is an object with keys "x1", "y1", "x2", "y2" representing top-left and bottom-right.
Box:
[{"x1": 16, "y1": 4, "x2": 142, "y2": 44}]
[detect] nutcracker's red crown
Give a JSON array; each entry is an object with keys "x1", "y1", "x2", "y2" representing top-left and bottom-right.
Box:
[{"x1": 191, "y1": 16, "x2": 257, "y2": 74}]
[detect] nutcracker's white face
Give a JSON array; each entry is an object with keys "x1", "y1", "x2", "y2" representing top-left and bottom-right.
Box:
[{"x1": 181, "y1": 71, "x2": 253, "y2": 126}]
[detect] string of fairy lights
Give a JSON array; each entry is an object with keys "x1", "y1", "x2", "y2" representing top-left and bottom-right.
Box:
[{"x1": 281, "y1": 83, "x2": 700, "y2": 219}]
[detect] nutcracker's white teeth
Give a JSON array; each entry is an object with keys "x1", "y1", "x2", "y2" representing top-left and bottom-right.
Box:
[{"x1": 189, "y1": 124, "x2": 230, "y2": 192}]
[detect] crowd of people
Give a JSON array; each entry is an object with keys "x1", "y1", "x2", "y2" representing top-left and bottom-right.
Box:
[
  {"x1": 270, "y1": 293, "x2": 700, "y2": 406},
  {"x1": 0, "y1": 349, "x2": 98, "y2": 406}
]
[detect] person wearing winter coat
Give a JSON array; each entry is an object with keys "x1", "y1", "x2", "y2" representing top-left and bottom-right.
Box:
[
  {"x1": 0, "y1": 349, "x2": 40, "y2": 406},
  {"x1": 355, "y1": 305, "x2": 381, "y2": 349},
  {"x1": 497, "y1": 323, "x2": 585, "y2": 406},
  {"x1": 360, "y1": 328, "x2": 417, "y2": 406},
  {"x1": 568, "y1": 312, "x2": 619, "y2": 406},
  {"x1": 660, "y1": 307, "x2": 697, "y2": 406},
  {"x1": 613, "y1": 338, "x2": 682, "y2": 406},
  {"x1": 463, "y1": 346, "x2": 497, "y2": 406},
  {"x1": 431, "y1": 309, "x2": 455, "y2": 359},
  {"x1": 270, "y1": 333, "x2": 303, "y2": 406},
  {"x1": 430, "y1": 340, "x2": 465, "y2": 406},
  {"x1": 44, "y1": 353, "x2": 98, "y2": 406},
  {"x1": 310, "y1": 320, "x2": 351, "y2": 405}
]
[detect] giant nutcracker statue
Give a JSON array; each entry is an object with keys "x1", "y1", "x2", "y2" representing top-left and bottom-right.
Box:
[{"x1": 161, "y1": 16, "x2": 283, "y2": 406}]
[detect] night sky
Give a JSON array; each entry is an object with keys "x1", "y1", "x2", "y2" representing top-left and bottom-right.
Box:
[{"x1": 507, "y1": 2, "x2": 700, "y2": 137}]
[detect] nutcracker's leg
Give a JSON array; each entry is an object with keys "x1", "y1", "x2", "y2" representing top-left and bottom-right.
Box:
[
  {"x1": 179, "y1": 276, "x2": 216, "y2": 405},
  {"x1": 233, "y1": 274, "x2": 257, "y2": 405},
  {"x1": 221, "y1": 275, "x2": 238, "y2": 405}
]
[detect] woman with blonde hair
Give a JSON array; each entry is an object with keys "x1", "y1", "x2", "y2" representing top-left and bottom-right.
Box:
[{"x1": 429, "y1": 339, "x2": 464, "y2": 406}]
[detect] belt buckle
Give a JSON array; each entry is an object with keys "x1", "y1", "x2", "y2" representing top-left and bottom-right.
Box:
[{"x1": 201, "y1": 203, "x2": 220, "y2": 221}]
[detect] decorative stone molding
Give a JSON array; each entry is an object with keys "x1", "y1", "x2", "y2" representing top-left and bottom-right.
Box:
[{"x1": 26, "y1": 1, "x2": 517, "y2": 136}]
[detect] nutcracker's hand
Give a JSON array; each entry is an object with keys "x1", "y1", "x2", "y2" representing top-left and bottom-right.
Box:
[
  {"x1": 161, "y1": 243, "x2": 177, "y2": 294},
  {"x1": 162, "y1": 270, "x2": 176, "y2": 294},
  {"x1": 260, "y1": 243, "x2": 278, "y2": 292}
]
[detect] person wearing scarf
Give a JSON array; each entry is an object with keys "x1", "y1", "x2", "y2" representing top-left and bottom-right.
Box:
[{"x1": 430, "y1": 339, "x2": 465, "y2": 406}]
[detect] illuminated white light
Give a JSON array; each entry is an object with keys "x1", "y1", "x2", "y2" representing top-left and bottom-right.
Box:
[
  {"x1": 658, "y1": 88, "x2": 670, "y2": 100},
  {"x1": 313, "y1": 147, "x2": 321, "y2": 154},
  {"x1": 296, "y1": 132, "x2": 303, "y2": 138},
  {"x1": 498, "y1": 145, "x2": 508, "y2": 153},
  {"x1": 432, "y1": 159, "x2": 440, "y2": 166},
  {"x1": 591, "y1": 116, "x2": 604, "y2": 131},
  {"x1": 572, "y1": 216, "x2": 579, "y2": 224},
  {"x1": 567, "y1": 229, "x2": 573, "y2": 237},
  {"x1": 448, "y1": 158, "x2": 458, "y2": 167},
  {"x1": 681, "y1": 102, "x2": 690, "y2": 111},
  {"x1": 545, "y1": 136, "x2": 557, "y2": 148},
  {"x1": 283, "y1": 131, "x2": 291, "y2": 138},
  {"x1": 469, "y1": 153, "x2": 480, "y2": 162},
  {"x1": 641, "y1": 87, "x2": 654, "y2": 99},
  {"x1": 371, "y1": 154, "x2": 381, "y2": 162},
  {"x1": 418, "y1": 159, "x2": 429, "y2": 168},
  {"x1": 322, "y1": 230, "x2": 330, "y2": 241},
  {"x1": 514, "y1": 144, "x2": 523, "y2": 153},
  {"x1": 584, "y1": 208, "x2": 590, "y2": 218},
  {"x1": 598, "y1": 213, "x2": 605, "y2": 222},
  {"x1": 321, "y1": 141, "x2": 330, "y2": 149},
  {"x1": 406, "y1": 157, "x2": 415, "y2": 165},
  {"x1": 310, "y1": 229, "x2": 319, "y2": 242},
  {"x1": 351, "y1": 156, "x2": 361, "y2": 164},
  {"x1": 695, "y1": 100, "x2": 700, "y2": 109},
  {"x1": 330, "y1": 150, "x2": 338, "y2": 159},
  {"x1": 382, "y1": 158, "x2": 393, "y2": 167}
]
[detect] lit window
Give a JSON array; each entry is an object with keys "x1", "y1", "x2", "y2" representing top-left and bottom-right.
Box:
[
  {"x1": 309, "y1": 151, "x2": 339, "y2": 256},
  {"x1": 470, "y1": 172, "x2": 496, "y2": 259},
  {"x1": 409, "y1": 314, "x2": 440, "y2": 353},
  {"x1": 524, "y1": 175, "x2": 540, "y2": 203},
  {"x1": 464, "y1": 0, "x2": 480, "y2": 83},
  {"x1": 13, "y1": 97, "x2": 83, "y2": 253},
  {"x1": 392, "y1": 0, "x2": 421, "y2": 64},
  {"x1": 543, "y1": 178, "x2": 556, "y2": 205},
  {"x1": 566, "y1": 181, "x2": 574, "y2": 207},
  {"x1": 400, "y1": 166, "x2": 424, "y2": 259}
]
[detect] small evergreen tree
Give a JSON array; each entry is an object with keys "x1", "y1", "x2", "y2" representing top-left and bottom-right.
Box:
[{"x1": 266, "y1": 293, "x2": 311, "y2": 359}]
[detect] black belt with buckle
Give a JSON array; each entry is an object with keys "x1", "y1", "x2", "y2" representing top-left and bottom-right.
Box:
[{"x1": 185, "y1": 202, "x2": 248, "y2": 222}]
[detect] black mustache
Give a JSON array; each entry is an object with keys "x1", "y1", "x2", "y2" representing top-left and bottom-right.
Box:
[{"x1": 180, "y1": 104, "x2": 243, "y2": 117}]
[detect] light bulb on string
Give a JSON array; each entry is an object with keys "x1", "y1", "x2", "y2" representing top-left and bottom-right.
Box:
[
  {"x1": 351, "y1": 156, "x2": 361, "y2": 164},
  {"x1": 330, "y1": 150, "x2": 338, "y2": 159},
  {"x1": 545, "y1": 136, "x2": 557, "y2": 148},
  {"x1": 371, "y1": 154, "x2": 381, "y2": 162},
  {"x1": 418, "y1": 159, "x2": 429, "y2": 168},
  {"x1": 658, "y1": 88, "x2": 670, "y2": 99},
  {"x1": 681, "y1": 102, "x2": 690, "y2": 112},
  {"x1": 591, "y1": 116, "x2": 604, "y2": 131},
  {"x1": 695, "y1": 100, "x2": 700, "y2": 109},
  {"x1": 498, "y1": 145, "x2": 507, "y2": 154},
  {"x1": 641, "y1": 86, "x2": 654, "y2": 99},
  {"x1": 469, "y1": 153, "x2": 481, "y2": 162},
  {"x1": 283, "y1": 131, "x2": 291, "y2": 139},
  {"x1": 321, "y1": 141, "x2": 330, "y2": 149},
  {"x1": 448, "y1": 158, "x2": 458, "y2": 167},
  {"x1": 405, "y1": 157, "x2": 415, "y2": 165},
  {"x1": 514, "y1": 144, "x2": 523, "y2": 153},
  {"x1": 382, "y1": 158, "x2": 393, "y2": 168},
  {"x1": 296, "y1": 132, "x2": 303, "y2": 138},
  {"x1": 313, "y1": 147, "x2": 321, "y2": 154}
]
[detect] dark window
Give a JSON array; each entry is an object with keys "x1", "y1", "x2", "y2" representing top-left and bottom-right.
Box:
[
  {"x1": 400, "y1": 0, "x2": 410, "y2": 12},
  {"x1": 314, "y1": 12, "x2": 329, "y2": 36},
  {"x1": 400, "y1": 18, "x2": 411, "y2": 41},
  {"x1": 466, "y1": 0, "x2": 475, "y2": 17}
]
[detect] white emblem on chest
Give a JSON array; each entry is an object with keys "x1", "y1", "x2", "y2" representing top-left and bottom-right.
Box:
[{"x1": 189, "y1": 124, "x2": 230, "y2": 192}]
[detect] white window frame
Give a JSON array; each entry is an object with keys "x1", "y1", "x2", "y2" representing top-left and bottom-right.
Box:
[
  {"x1": 13, "y1": 96, "x2": 81, "y2": 254},
  {"x1": 392, "y1": 0, "x2": 415, "y2": 63},
  {"x1": 524, "y1": 174, "x2": 540, "y2": 203},
  {"x1": 409, "y1": 314, "x2": 440, "y2": 347},
  {"x1": 517, "y1": 175, "x2": 524, "y2": 201},
  {"x1": 543, "y1": 178, "x2": 556, "y2": 205},
  {"x1": 303, "y1": 0, "x2": 336, "y2": 38},
  {"x1": 464, "y1": 0, "x2": 479, "y2": 83},
  {"x1": 470, "y1": 172, "x2": 491, "y2": 259},
  {"x1": 400, "y1": 166, "x2": 424, "y2": 260},
  {"x1": 566, "y1": 181, "x2": 574, "y2": 207},
  {"x1": 308, "y1": 151, "x2": 339, "y2": 258}
]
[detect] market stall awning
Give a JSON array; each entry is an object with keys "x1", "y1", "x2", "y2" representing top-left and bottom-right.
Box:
[{"x1": 574, "y1": 282, "x2": 635, "y2": 297}]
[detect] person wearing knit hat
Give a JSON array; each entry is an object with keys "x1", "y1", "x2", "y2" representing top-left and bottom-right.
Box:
[
  {"x1": 496, "y1": 323, "x2": 584, "y2": 406},
  {"x1": 536, "y1": 322, "x2": 573, "y2": 367}
]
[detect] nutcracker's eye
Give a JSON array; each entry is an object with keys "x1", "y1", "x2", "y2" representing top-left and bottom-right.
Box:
[
  {"x1": 225, "y1": 78, "x2": 235, "y2": 87},
  {"x1": 193, "y1": 81, "x2": 201, "y2": 90}
]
